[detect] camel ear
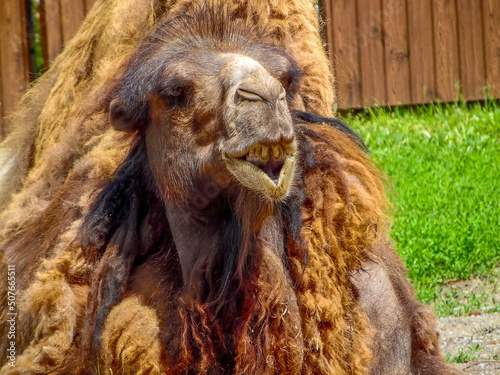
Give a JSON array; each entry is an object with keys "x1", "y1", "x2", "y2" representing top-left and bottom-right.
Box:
[{"x1": 109, "y1": 98, "x2": 149, "y2": 132}]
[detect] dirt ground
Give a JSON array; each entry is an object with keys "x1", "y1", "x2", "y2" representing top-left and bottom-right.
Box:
[
  {"x1": 456, "y1": 361, "x2": 500, "y2": 374},
  {"x1": 437, "y1": 270, "x2": 500, "y2": 374},
  {"x1": 439, "y1": 313, "x2": 500, "y2": 374}
]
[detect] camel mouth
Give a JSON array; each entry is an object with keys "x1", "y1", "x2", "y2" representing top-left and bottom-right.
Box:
[{"x1": 223, "y1": 140, "x2": 298, "y2": 201}]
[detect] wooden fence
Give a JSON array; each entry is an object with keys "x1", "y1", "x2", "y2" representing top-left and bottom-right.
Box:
[
  {"x1": 0, "y1": 0, "x2": 95, "y2": 138},
  {"x1": 323, "y1": 0, "x2": 500, "y2": 108},
  {"x1": 0, "y1": 0, "x2": 499, "y2": 138},
  {"x1": 1, "y1": 0, "x2": 28, "y2": 138}
]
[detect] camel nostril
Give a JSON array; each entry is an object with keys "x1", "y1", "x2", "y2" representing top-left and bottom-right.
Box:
[
  {"x1": 235, "y1": 69, "x2": 285, "y2": 104},
  {"x1": 236, "y1": 87, "x2": 265, "y2": 102}
]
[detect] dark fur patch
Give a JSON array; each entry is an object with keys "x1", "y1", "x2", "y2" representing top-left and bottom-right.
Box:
[
  {"x1": 79, "y1": 137, "x2": 173, "y2": 366},
  {"x1": 292, "y1": 110, "x2": 369, "y2": 152},
  {"x1": 79, "y1": 138, "x2": 161, "y2": 261}
]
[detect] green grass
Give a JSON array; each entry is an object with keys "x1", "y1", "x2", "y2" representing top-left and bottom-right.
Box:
[
  {"x1": 344, "y1": 100, "x2": 500, "y2": 311},
  {"x1": 437, "y1": 282, "x2": 500, "y2": 317},
  {"x1": 446, "y1": 344, "x2": 484, "y2": 363}
]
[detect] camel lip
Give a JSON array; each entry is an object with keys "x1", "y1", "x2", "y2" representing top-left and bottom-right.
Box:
[
  {"x1": 222, "y1": 151, "x2": 297, "y2": 201},
  {"x1": 224, "y1": 155, "x2": 288, "y2": 186}
]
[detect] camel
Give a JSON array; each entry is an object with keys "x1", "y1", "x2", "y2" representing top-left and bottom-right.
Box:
[{"x1": 0, "y1": 1, "x2": 463, "y2": 374}]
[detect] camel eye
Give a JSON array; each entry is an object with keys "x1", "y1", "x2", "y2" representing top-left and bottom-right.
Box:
[
  {"x1": 159, "y1": 80, "x2": 191, "y2": 108},
  {"x1": 170, "y1": 86, "x2": 184, "y2": 97}
]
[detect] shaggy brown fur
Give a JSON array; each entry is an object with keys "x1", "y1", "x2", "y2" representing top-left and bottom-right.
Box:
[{"x1": 0, "y1": 1, "x2": 463, "y2": 375}]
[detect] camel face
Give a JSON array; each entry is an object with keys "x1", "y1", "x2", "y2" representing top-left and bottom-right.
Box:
[{"x1": 110, "y1": 30, "x2": 302, "y2": 204}]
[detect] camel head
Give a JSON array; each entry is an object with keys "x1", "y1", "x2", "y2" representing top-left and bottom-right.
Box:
[{"x1": 109, "y1": 13, "x2": 303, "y2": 204}]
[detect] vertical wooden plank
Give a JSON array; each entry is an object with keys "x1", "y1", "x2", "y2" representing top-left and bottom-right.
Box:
[
  {"x1": 383, "y1": 0, "x2": 411, "y2": 105},
  {"x1": 357, "y1": 0, "x2": 386, "y2": 106},
  {"x1": 0, "y1": 0, "x2": 30, "y2": 137},
  {"x1": 330, "y1": 0, "x2": 362, "y2": 108},
  {"x1": 19, "y1": 0, "x2": 31, "y2": 78},
  {"x1": 456, "y1": 0, "x2": 486, "y2": 101},
  {"x1": 407, "y1": 0, "x2": 435, "y2": 104},
  {"x1": 482, "y1": 0, "x2": 500, "y2": 98},
  {"x1": 60, "y1": 0, "x2": 85, "y2": 45},
  {"x1": 433, "y1": 0, "x2": 460, "y2": 102},
  {"x1": 40, "y1": 0, "x2": 63, "y2": 67}
]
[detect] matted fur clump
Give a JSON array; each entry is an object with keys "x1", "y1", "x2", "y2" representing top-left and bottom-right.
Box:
[{"x1": 0, "y1": 1, "x2": 462, "y2": 375}]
